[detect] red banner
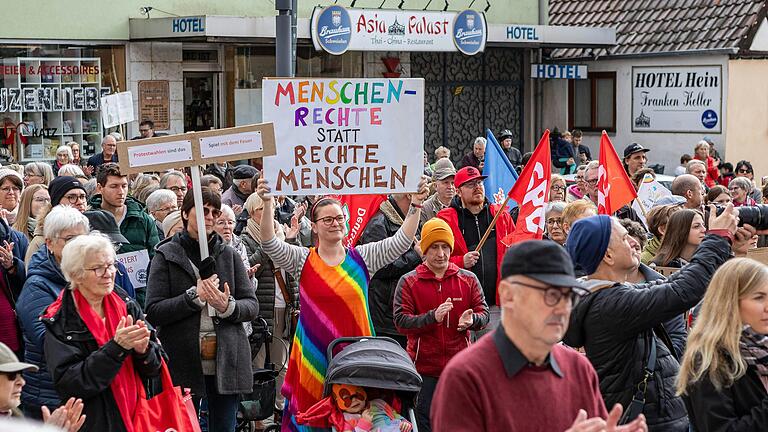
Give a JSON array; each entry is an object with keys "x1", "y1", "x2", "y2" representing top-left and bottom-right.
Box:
[
  {"x1": 503, "y1": 130, "x2": 551, "y2": 245},
  {"x1": 333, "y1": 194, "x2": 387, "y2": 248},
  {"x1": 597, "y1": 131, "x2": 637, "y2": 215}
]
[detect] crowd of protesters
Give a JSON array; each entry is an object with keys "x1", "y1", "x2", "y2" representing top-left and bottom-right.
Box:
[{"x1": 0, "y1": 127, "x2": 767, "y2": 432}]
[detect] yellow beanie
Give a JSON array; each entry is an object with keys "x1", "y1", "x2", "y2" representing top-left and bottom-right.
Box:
[{"x1": 420, "y1": 218, "x2": 454, "y2": 252}]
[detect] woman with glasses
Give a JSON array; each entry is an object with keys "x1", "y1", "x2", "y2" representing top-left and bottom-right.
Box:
[
  {"x1": 0, "y1": 169, "x2": 24, "y2": 224},
  {"x1": 549, "y1": 174, "x2": 567, "y2": 202},
  {"x1": 22, "y1": 163, "x2": 53, "y2": 187},
  {"x1": 729, "y1": 177, "x2": 757, "y2": 207},
  {"x1": 146, "y1": 186, "x2": 258, "y2": 432},
  {"x1": 13, "y1": 184, "x2": 49, "y2": 240},
  {"x1": 735, "y1": 160, "x2": 763, "y2": 203},
  {"x1": 43, "y1": 233, "x2": 163, "y2": 432},
  {"x1": 67, "y1": 142, "x2": 83, "y2": 169},
  {"x1": 693, "y1": 141, "x2": 720, "y2": 188},
  {"x1": 677, "y1": 258, "x2": 768, "y2": 431},
  {"x1": 51, "y1": 146, "x2": 73, "y2": 177},
  {"x1": 544, "y1": 201, "x2": 566, "y2": 246},
  {"x1": 255, "y1": 176, "x2": 428, "y2": 431},
  {"x1": 566, "y1": 165, "x2": 588, "y2": 202},
  {"x1": 16, "y1": 206, "x2": 89, "y2": 419}
]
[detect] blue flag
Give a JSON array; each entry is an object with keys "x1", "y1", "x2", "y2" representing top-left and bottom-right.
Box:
[{"x1": 483, "y1": 128, "x2": 519, "y2": 208}]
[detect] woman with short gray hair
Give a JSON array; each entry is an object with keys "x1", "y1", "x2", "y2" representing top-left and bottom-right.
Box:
[
  {"x1": 52, "y1": 146, "x2": 74, "y2": 177},
  {"x1": 145, "y1": 189, "x2": 178, "y2": 240},
  {"x1": 729, "y1": 176, "x2": 756, "y2": 207},
  {"x1": 24, "y1": 162, "x2": 54, "y2": 187},
  {"x1": 545, "y1": 201, "x2": 567, "y2": 246}
]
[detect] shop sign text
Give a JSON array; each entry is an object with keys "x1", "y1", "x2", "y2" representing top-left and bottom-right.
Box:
[
  {"x1": 531, "y1": 64, "x2": 587, "y2": 79},
  {"x1": 172, "y1": 17, "x2": 205, "y2": 33},
  {"x1": 0, "y1": 86, "x2": 108, "y2": 112}
]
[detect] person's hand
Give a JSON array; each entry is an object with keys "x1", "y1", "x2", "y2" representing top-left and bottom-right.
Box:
[
  {"x1": 463, "y1": 251, "x2": 480, "y2": 268},
  {"x1": 411, "y1": 176, "x2": 430, "y2": 205},
  {"x1": 580, "y1": 153, "x2": 588, "y2": 163},
  {"x1": 232, "y1": 204, "x2": 243, "y2": 215},
  {"x1": 732, "y1": 224, "x2": 758, "y2": 256},
  {"x1": 478, "y1": 161, "x2": 484, "y2": 171},
  {"x1": 607, "y1": 404, "x2": 647, "y2": 432},
  {"x1": 196, "y1": 274, "x2": 220, "y2": 302},
  {"x1": 200, "y1": 277, "x2": 230, "y2": 313},
  {"x1": 413, "y1": 239, "x2": 423, "y2": 258},
  {"x1": 434, "y1": 298, "x2": 453, "y2": 323},
  {"x1": 362, "y1": 409, "x2": 373, "y2": 424},
  {"x1": 0, "y1": 240, "x2": 14, "y2": 270},
  {"x1": 399, "y1": 420, "x2": 413, "y2": 432},
  {"x1": 707, "y1": 204, "x2": 738, "y2": 234},
  {"x1": 84, "y1": 165, "x2": 94, "y2": 176},
  {"x1": 256, "y1": 178, "x2": 273, "y2": 202},
  {"x1": 247, "y1": 264, "x2": 261, "y2": 278},
  {"x1": 457, "y1": 309, "x2": 473, "y2": 331},
  {"x1": 131, "y1": 320, "x2": 151, "y2": 354},
  {"x1": 286, "y1": 214, "x2": 301, "y2": 240},
  {"x1": 42, "y1": 397, "x2": 86, "y2": 432},
  {"x1": 565, "y1": 409, "x2": 606, "y2": 432},
  {"x1": 567, "y1": 157, "x2": 575, "y2": 166},
  {"x1": 114, "y1": 315, "x2": 150, "y2": 351}
]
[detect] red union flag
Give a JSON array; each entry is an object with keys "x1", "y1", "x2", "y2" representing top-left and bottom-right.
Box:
[
  {"x1": 597, "y1": 131, "x2": 637, "y2": 215},
  {"x1": 332, "y1": 194, "x2": 387, "y2": 247},
  {"x1": 502, "y1": 130, "x2": 551, "y2": 244}
]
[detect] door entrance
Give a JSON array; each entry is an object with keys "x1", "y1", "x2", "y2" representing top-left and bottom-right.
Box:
[{"x1": 183, "y1": 72, "x2": 219, "y2": 132}]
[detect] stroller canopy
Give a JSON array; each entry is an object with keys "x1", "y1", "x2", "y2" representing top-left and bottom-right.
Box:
[{"x1": 323, "y1": 337, "x2": 422, "y2": 397}]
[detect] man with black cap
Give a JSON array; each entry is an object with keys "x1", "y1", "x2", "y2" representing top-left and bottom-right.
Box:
[
  {"x1": 394, "y1": 218, "x2": 488, "y2": 432},
  {"x1": 221, "y1": 164, "x2": 258, "y2": 215},
  {"x1": 420, "y1": 158, "x2": 457, "y2": 225},
  {"x1": 498, "y1": 129, "x2": 522, "y2": 168},
  {"x1": 623, "y1": 143, "x2": 651, "y2": 178},
  {"x1": 563, "y1": 209, "x2": 753, "y2": 431},
  {"x1": 431, "y1": 240, "x2": 648, "y2": 432},
  {"x1": 437, "y1": 166, "x2": 515, "y2": 334}
]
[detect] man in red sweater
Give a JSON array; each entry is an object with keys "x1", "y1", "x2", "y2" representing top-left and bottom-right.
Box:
[
  {"x1": 430, "y1": 240, "x2": 648, "y2": 432},
  {"x1": 393, "y1": 218, "x2": 489, "y2": 432}
]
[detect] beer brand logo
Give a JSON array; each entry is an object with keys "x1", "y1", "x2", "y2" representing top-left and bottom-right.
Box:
[
  {"x1": 315, "y1": 6, "x2": 352, "y2": 55},
  {"x1": 701, "y1": 109, "x2": 718, "y2": 129},
  {"x1": 453, "y1": 10, "x2": 486, "y2": 55}
]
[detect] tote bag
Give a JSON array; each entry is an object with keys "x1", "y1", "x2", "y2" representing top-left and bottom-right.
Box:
[{"x1": 134, "y1": 360, "x2": 202, "y2": 432}]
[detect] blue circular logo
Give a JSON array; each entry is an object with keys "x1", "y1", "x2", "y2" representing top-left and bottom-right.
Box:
[
  {"x1": 701, "y1": 109, "x2": 718, "y2": 129},
  {"x1": 314, "y1": 6, "x2": 352, "y2": 55},
  {"x1": 453, "y1": 10, "x2": 486, "y2": 56}
]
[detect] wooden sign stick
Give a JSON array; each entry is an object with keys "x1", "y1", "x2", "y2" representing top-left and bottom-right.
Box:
[{"x1": 475, "y1": 195, "x2": 512, "y2": 252}]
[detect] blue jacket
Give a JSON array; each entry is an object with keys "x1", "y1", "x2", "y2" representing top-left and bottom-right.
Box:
[
  {"x1": 0, "y1": 217, "x2": 28, "y2": 293},
  {"x1": 17, "y1": 246, "x2": 134, "y2": 410}
]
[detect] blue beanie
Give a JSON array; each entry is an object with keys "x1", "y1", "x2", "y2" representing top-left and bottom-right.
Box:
[{"x1": 566, "y1": 215, "x2": 613, "y2": 275}]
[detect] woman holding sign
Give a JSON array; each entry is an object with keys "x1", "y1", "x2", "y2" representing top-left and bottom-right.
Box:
[{"x1": 256, "y1": 177, "x2": 428, "y2": 431}]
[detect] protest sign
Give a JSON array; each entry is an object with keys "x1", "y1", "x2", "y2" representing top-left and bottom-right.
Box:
[
  {"x1": 261, "y1": 78, "x2": 424, "y2": 195},
  {"x1": 632, "y1": 173, "x2": 672, "y2": 226},
  {"x1": 116, "y1": 249, "x2": 150, "y2": 289},
  {"x1": 101, "y1": 91, "x2": 135, "y2": 128}
]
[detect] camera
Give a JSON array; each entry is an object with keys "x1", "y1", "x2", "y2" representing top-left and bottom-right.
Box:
[{"x1": 711, "y1": 205, "x2": 768, "y2": 230}]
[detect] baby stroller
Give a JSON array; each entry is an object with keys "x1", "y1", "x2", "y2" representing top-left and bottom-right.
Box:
[
  {"x1": 236, "y1": 317, "x2": 282, "y2": 432},
  {"x1": 322, "y1": 336, "x2": 422, "y2": 432}
]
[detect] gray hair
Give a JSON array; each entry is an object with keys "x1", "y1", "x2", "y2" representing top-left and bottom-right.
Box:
[
  {"x1": 102, "y1": 134, "x2": 117, "y2": 146},
  {"x1": 24, "y1": 162, "x2": 54, "y2": 185},
  {"x1": 57, "y1": 164, "x2": 85, "y2": 178},
  {"x1": 83, "y1": 178, "x2": 98, "y2": 198},
  {"x1": 109, "y1": 132, "x2": 123, "y2": 142},
  {"x1": 60, "y1": 234, "x2": 115, "y2": 284},
  {"x1": 473, "y1": 137, "x2": 487, "y2": 147},
  {"x1": 686, "y1": 159, "x2": 706, "y2": 172},
  {"x1": 546, "y1": 201, "x2": 567, "y2": 218},
  {"x1": 220, "y1": 204, "x2": 236, "y2": 220},
  {"x1": 201, "y1": 174, "x2": 223, "y2": 188},
  {"x1": 43, "y1": 205, "x2": 90, "y2": 241},
  {"x1": 160, "y1": 170, "x2": 186, "y2": 189},
  {"x1": 730, "y1": 176, "x2": 753, "y2": 192},
  {"x1": 146, "y1": 189, "x2": 177, "y2": 212},
  {"x1": 56, "y1": 145, "x2": 74, "y2": 160}
]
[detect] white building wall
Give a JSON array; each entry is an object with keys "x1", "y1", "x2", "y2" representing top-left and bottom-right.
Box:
[{"x1": 542, "y1": 54, "x2": 730, "y2": 175}]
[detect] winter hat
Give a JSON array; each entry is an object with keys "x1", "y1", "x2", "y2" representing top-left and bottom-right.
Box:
[
  {"x1": 48, "y1": 176, "x2": 86, "y2": 207},
  {"x1": 232, "y1": 165, "x2": 259, "y2": 180},
  {"x1": 420, "y1": 218, "x2": 454, "y2": 252},
  {"x1": 162, "y1": 210, "x2": 183, "y2": 238},
  {"x1": 0, "y1": 169, "x2": 23, "y2": 190},
  {"x1": 566, "y1": 215, "x2": 613, "y2": 275}
]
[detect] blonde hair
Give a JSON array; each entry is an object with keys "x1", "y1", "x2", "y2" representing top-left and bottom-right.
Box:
[
  {"x1": 562, "y1": 199, "x2": 597, "y2": 230},
  {"x1": 677, "y1": 258, "x2": 768, "y2": 395},
  {"x1": 12, "y1": 184, "x2": 47, "y2": 238}
]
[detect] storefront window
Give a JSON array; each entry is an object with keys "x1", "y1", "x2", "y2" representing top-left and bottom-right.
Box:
[
  {"x1": 0, "y1": 44, "x2": 125, "y2": 162},
  {"x1": 226, "y1": 46, "x2": 361, "y2": 126}
]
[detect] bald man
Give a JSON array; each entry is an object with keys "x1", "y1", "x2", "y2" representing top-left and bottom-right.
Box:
[{"x1": 670, "y1": 174, "x2": 704, "y2": 210}]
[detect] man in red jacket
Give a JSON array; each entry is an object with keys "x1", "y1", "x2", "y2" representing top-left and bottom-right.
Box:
[
  {"x1": 394, "y1": 217, "x2": 489, "y2": 432},
  {"x1": 436, "y1": 166, "x2": 514, "y2": 337}
]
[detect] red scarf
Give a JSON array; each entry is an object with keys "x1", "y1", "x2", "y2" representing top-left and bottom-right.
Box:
[{"x1": 73, "y1": 289, "x2": 140, "y2": 432}]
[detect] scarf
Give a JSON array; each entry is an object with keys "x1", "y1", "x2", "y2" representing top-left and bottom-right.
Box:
[
  {"x1": 73, "y1": 289, "x2": 140, "y2": 432},
  {"x1": 26, "y1": 216, "x2": 36, "y2": 239},
  {"x1": 739, "y1": 325, "x2": 768, "y2": 379},
  {"x1": 231, "y1": 184, "x2": 250, "y2": 202},
  {"x1": 245, "y1": 217, "x2": 285, "y2": 245}
]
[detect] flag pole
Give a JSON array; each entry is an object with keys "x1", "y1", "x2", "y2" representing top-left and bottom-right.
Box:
[
  {"x1": 634, "y1": 197, "x2": 648, "y2": 218},
  {"x1": 475, "y1": 195, "x2": 512, "y2": 252}
]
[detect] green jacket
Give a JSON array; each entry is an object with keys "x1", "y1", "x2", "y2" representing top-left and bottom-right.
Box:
[
  {"x1": 88, "y1": 195, "x2": 160, "y2": 258},
  {"x1": 641, "y1": 235, "x2": 661, "y2": 266}
]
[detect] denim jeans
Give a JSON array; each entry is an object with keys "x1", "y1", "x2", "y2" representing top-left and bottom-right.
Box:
[{"x1": 193, "y1": 375, "x2": 240, "y2": 432}]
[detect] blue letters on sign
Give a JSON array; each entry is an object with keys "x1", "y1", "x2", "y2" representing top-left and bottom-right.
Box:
[
  {"x1": 506, "y1": 26, "x2": 539, "y2": 41},
  {"x1": 172, "y1": 17, "x2": 206, "y2": 33},
  {"x1": 532, "y1": 64, "x2": 587, "y2": 79}
]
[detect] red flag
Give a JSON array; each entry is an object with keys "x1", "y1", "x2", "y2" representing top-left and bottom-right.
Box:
[
  {"x1": 502, "y1": 130, "x2": 551, "y2": 244},
  {"x1": 597, "y1": 131, "x2": 637, "y2": 215},
  {"x1": 333, "y1": 194, "x2": 387, "y2": 248}
]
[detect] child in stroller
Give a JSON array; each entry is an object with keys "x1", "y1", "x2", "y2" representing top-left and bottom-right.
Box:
[{"x1": 295, "y1": 337, "x2": 422, "y2": 432}]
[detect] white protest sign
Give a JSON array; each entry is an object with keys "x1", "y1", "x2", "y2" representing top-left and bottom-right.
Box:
[
  {"x1": 199, "y1": 131, "x2": 263, "y2": 159},
  {"x1": 261, "y1": 78, "x2": 424, "y2": 195},
  {"x1": 632, "y1": 173, "x2": 672, "y2": 227},
  {"x1": 116, "y1": 249, "x2": 150, "y2": 289},
  {"x1": 126, "y1": 139, "x2": 194, "y2": 168},
  {"x1": 101, "y1": 91, "x2": 135, "y2": 128}
]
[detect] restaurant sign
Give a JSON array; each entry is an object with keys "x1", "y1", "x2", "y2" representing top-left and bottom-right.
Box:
[{"x1": 311, "y1": 6, "x2": 486, "y2": 55}]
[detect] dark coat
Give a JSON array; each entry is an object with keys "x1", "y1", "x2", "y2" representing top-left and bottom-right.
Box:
[
  {"x1": 145, "y1": 233, "x2": 259, "y2": 396},
  {"x1": 564, "y1": 234, "x2": 732, "y2": 432},
  {"x1": 43, "y1": 287, "x2": 163, "y2": 432},
  {"x1": 240, "y1": 231, "x2": 298, "y2": 330},
  {"x1": 358, "y1": 198, "x2": 422, "y2": 337},
  {"x1": 88, "y1": 195, "x2": 159, "y2": 258},
  {"x1": 685, "y1": 365, "x2": 768, "y2": 431}
]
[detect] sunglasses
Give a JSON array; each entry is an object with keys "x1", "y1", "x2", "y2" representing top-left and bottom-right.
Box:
[
  {"x1": 738, "y1": 169, "x2": 751, "y2": 174},
  {"x1": 203, "y1": 207, "x2": 222, "y2": 219},
  {"x1": 1, "y1": 371, "x2": 20, "y2": 380}
]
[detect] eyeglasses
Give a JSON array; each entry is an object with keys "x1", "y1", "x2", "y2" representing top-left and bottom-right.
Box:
[
  {"x1": 551, "y1": 185, "x2": 566, "y2": 192},
  {"x1": 585, "y1": 178, "x2": 599, "y2": 186},
  {"x1": 0, "y1": 371, "x2": 20, "y2": 381},
  {"x1": 33, "y1": 196, "x2": 51, "y2": 203},
  {"x1": 738, "y1": 169, "x2": 751, "y2": 174},
  {"x1": 316, "y1": 215, "x2": 346, "y2": 227},
  {"x1": 461, "y1": 179, "x2": 484, "y2": 189},
  {"x1": 575, "y1": 176, "x2": 585, "y2": 181},
  {"x1": 203, "y1": 207, "x2": 222, "y2": 219},
  {"x1": 56, "y1": 234, "x2": 80, "y2": 243},
  {"x1": 512, "y1": 280, "x2": 586, "y2": 307},
  {"x1": 216, "y1": 219, "x2": 235, "y2": 226},
  {"x1": 156, "y1": 206, "x2": 177, "y2": 213},
  {"x1": 169, "y1": 186, "x2": 188, "y2": 193},
  {"x1": 729, "y1": 186, "x2": 742, "y2": 192},
  {"x1": 546, "y1": 218, "x2": 563, "y2": 226},
  {"x1": 62, "y1": 193, "x2": 87, "y2": 204},
  {"x1": 85, "y1": 263, "x2": 117, "y2": 278},
  {"x1": 24, "y1": 173, "x2": 42, "y2": 178}
]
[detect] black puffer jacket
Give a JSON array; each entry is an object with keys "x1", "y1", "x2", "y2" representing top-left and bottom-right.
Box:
[
  {"x1": 241, "y1": 231, "x2": 299, "y2": 331},
  {"x1": 358, "y1": 197, "x2": 421, "y2": 338},
  {"x1": 564, "y1": 234, "x2": 731, "y2": 432}
]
